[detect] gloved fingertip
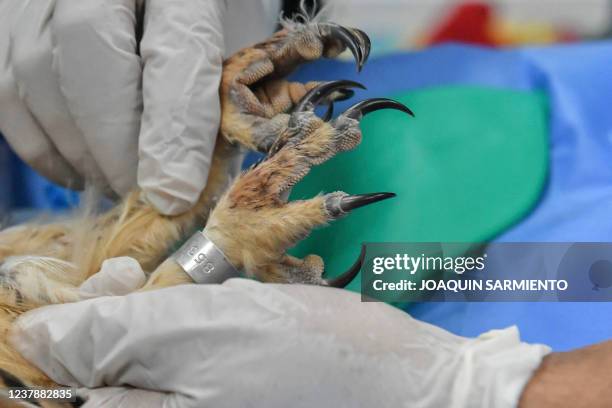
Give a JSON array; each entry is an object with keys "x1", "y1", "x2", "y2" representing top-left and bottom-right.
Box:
[
  {"x1": 142, "y1": 189, "x2": 196, "y2": 216},
  {"x1": 79, "y1": 257, "x2": 146, "y2": 298}
]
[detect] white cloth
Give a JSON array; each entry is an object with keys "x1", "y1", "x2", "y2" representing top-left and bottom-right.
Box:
[
  {"x1": 10, "y1": 257, "x2": 550, "y2": 408},
  {"x1": 0, "y1": 0, "x2": 280, "y2": 214}
]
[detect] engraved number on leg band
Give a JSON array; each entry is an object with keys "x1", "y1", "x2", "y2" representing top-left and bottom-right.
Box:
[{"x1": 172, "y1": 232, "x2": 240, "y2": 284}]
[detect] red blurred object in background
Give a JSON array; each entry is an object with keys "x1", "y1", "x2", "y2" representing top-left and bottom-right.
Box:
[
  {"x1": 423, "y1": 1, "x2": 577, "y2": 47},
  {"x1": 426, "y1": 2, "x2": 496, "y2": 46}
]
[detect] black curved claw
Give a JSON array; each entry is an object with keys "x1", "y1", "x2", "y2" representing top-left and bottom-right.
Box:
[
  {"x1": 293, "y1": 80, "x2": 366, "y2": 114},
  {"x1": 320, "y1": 88, "x2": 355, "y2": 122},
  {"x1": 322, "y1": 102, "x2": 334, "y2": 122},
  {"x1": 353, "y1": 28, "x2": 371, "y2": 65},
  {"x1": 324, "y1": 245, "x2": 366, "y2": 288},
  {"x1": 326, "y1": 192, "x2": 396, "y2": 219},
  {"x1": 322, "y1": 88, "x2": 355, "y2": 121},
  {"x1": 344, "y1": 98, "x2": 415, "y2": 120},
  {"x1": 320, "y1": 23, "x2": 371, "y2": 71},
  {"x1": 340, "y1": 192, "x2": 396, "y2": 213}
]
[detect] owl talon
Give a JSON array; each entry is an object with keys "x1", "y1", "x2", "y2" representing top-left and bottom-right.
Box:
[
  {"x1": 323, "y1": 245, "x2": 366, "y2": 288},
  {"x1": 344, "y1": 98, "x2": 415, "y2": 120},
  {"x1": 293, "y1": 80, "x2": 366, "y2": 114},
  {"x1": 318, "y1": 23, "x2": 371, "y2": 71},
  {"x1": 326, "y1": 192, "x2": 396, "y2": 219}
]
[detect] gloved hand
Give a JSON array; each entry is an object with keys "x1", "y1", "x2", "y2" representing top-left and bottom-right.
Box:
[
  {"x1": 0, "y1": 0, "x2": 279, "y2": 215},
  {"x1": 10, "y1": 258, "x2": 550, "y2": 408}
]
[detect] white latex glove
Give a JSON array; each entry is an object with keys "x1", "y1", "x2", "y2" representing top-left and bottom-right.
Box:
[
  {"x1": 0, "y1": 0, "x2": 279, "y2": 214},
  {"x1": 10, "y1": 259, "x2": 550, "y2": 408}
]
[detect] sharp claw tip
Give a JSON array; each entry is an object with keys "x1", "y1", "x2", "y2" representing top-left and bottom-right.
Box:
[
  {"x1": 372, "y1": 192, "x2": 397, "y2": 202},
  {"x1": 345, "y1": 98, "x2": 415, "y2": 119},
  {"x1": 340, "y1": 192, "x2": 396, "y2": 213},
  {"x1": 344, "y1": 80, "x2": 366, "y2": 90},
  {"x1": 388, "y1": 102, "x2": 415, "y2": 117}
]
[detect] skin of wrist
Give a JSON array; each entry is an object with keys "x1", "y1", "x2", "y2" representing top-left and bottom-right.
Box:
[{"x1": 519, "y1": 341, "x2": 612, "y2": 408}]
